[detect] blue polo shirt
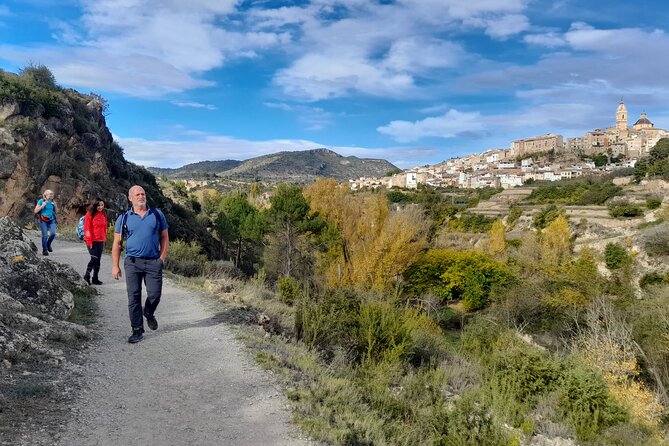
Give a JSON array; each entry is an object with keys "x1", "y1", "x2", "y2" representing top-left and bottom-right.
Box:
[
  {"x1": 37, "y1": 199, "x2": 56, "y2": 220},
  {"x1": 114, "y1": 208, "x2": 168, "y2": 258}
]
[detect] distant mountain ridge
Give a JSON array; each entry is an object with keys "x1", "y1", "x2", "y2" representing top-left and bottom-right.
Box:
[
  {"x1": 148, "y1": 160, "x2": 243, "y2": 178},
  {"x1": 147, "y1": 148, "x2": 397, "y2": 182}
]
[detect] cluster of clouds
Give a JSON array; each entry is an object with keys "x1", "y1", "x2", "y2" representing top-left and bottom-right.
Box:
[
  {"x1": 1, "y1": 0, "x2": 668, "y2": 165},
  {"x1": 116, "y1": 131, "x2": 437, "y2": 169}
]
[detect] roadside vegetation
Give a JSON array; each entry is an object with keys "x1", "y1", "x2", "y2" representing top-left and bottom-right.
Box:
[{"x1": 160, "y1": 162, "x2": 669, "y2": 445}]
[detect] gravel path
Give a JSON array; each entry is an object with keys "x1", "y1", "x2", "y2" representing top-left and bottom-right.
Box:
[{"x1": 30, "y1": 237, "x2": 310, "y2": 446}]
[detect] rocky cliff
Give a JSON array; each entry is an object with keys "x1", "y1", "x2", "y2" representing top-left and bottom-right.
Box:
[{"x1": 0, "y1": 69, "x2": 221, "y2": 257}]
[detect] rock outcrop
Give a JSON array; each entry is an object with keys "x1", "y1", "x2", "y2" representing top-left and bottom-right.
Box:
[
  {"x1": 0, "y1": 69, "x2": 222, "y2": 257},
  {"x1": 0, "y1": 217, "x2": 89, "y2": 365}
]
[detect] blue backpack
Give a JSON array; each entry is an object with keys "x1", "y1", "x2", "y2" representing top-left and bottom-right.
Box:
[{"x1": 76, "y1": 216, "x2": 86, "y2": 240}]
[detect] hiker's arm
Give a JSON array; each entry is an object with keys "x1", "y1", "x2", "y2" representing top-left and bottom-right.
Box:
[
  {"x1": 159, "y1": 229, "x2": 169, "y2": 262},
  {"x1": 112, "y1": 232, "x2": 123, "y2": 279},
  {"x1": 33, "y1": 200, "x2": 45, "y2": 214}
]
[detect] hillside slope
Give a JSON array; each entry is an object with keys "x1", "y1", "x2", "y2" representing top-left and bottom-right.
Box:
[
  {"x1": 0, "y1": 68, "x2": 221, "y2": 257},
  {"x1": 148, "y1": 148, "x2": 397, "y2": 183}
]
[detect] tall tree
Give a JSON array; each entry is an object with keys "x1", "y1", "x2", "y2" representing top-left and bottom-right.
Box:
[
  {"x1": 216, "y1": 194, "x2": 264, "y2": 270},
  {"x1": 269, "y1": 185, "x2": 310, "y2": 278},
  {"x1": 305, "y1": 179, "x2": 429, "y2": 291}
]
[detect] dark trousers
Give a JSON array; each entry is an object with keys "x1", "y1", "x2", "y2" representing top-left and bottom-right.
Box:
[
  {"x1": 85, "y1": 242, "x2": 104, "y2": 278},
  {"x1": 124, "y1": 257, "x2": 163, "y2": 330}
]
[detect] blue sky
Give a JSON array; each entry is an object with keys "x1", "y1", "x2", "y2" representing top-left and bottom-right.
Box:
[{"x1": 1, "y1": 0, "x2": 668, "y2": 168}]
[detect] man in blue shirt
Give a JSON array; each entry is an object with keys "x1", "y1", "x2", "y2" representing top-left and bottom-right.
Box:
[{"x1": 112, "y1": 185, "x2": 169, "y2": 343}]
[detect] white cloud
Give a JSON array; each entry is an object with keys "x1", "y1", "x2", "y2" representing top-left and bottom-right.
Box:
[
  {"x1": 0, "y1": 5, "x2": 11, "y2": 17},
  {"x1": 114, "y1": 133, "x2": 437, "y2": 169},
  {"x1": 269, "y1": 0, "x2": 529, "y2": 100},
  {"x1": 377, "y1": 109, "x2": 485, "y2": 143},
  {"x1": 481, "y1": 14, "x2": 530, "y2": 39},
  {"x1": 172, "y1": 101, "x2": 217, "y2": 110},
  {"x1": 0, "y1": 0, "x2": 290, "y2": 96},
  {"x1": 275, "y1": 53, "x2": 416, "y2": 101},
  {"x1": 523, "y1": 32, "x2": 566, "y2": 47}
]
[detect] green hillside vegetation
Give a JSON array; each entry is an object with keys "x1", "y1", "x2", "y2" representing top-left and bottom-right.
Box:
[
  {"x1": 634, "y1": 138, "x2": 669, "y2": 182},
  {"x1": 527, "y1": 176, "x2": 623, "y2": 205},
  {"x1": 147, "y1": 148, "x2": 397, "y2": 183},
  {"x1": 162, "y1": 168, "x2": 669, "y2": 445},
  {"x1": 148, "y1": 160, "x2": 243, "y2": 178}
]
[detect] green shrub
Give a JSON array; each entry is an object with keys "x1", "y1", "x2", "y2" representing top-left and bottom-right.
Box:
[
  {"x1": 486, "y1": 347, "x2": 563, "y2": 426},
  {"x1": 558, "y1": 365, "x2": 628, "y2": 441},
  {"x1": 404, "y1": 249, "x2": 514, "y2": 311},
  {"x1": 533, "y1": 204, "x2": 565, "y2": 229},
  {"x1": 639, "y1": 271, "x2": 664, "y2": 289},
  {"x1": 507, "y1": 205, "x2": 522, "y2": 228},
  {"x1": 277, "y1": 275, "x2": 303, "y2": 305},
  {"x1": 387, "y1": 190, "x2": 410, "y2": 204},
  {"x1": 461, "y1": 318, "x2": 505, "y2": 358},
  {"x1": 164, "y1": 240, "x2": 208, "y2": 277},
  {"x1": 356, "y1": 300, "x2": 414, "y2": 364},
  {"x1": 19, "y1": 63, "x2": 58, "y2": 90},
  {"x1": 604, "y1": 243, "x2": 628, "y2": 270},
  {"x1": 440, "y1": 393, "x2": 510, "y2": 446},
  {"x1": 608, "y1": 200, "x2": 644, "y2": 218},
  {"x1": 528, "y1": 178, "x2": 622, "y2": 205},
  {"x1": 646, "y1": 196, "x2": 663, "y2": 209},
  {"x1": 447, "y1": 212, "x2": 496, "y2": 233},
  {"x1": 295, "y1": 289, "x2": 361, "y2": 354}
]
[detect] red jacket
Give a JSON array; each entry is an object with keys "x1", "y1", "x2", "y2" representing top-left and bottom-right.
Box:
[{"x1": 84, "y1": 211, "x2": 108, "y2": 248}]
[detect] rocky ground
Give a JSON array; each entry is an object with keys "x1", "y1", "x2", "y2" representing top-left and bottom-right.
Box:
[{"x1": 0, "y1": 220, "x2": 312, "y2": 446}]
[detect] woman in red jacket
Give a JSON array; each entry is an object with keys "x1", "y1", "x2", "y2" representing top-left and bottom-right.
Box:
[{"x1": 83, "y1": 198, "x2": 108, "y2": 285}]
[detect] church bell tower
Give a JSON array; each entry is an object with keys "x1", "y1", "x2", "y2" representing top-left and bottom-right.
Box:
[{"x1": 616, "y1": 99, "x2": 627, "y2": 130}]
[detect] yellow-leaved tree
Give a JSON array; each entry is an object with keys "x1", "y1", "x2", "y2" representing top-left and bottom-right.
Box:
[
  {"x1": 488, "y1": 219, "x2": 507, "y2": 258},
  {"x1": 540, "y1": 215, "x2": 572, "y2": 267},
  {"x1": 304, "y1": 179, "x2": 429, "y2": 291}
]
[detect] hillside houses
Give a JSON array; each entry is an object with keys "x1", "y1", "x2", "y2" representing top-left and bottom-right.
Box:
[{"x1": 349, "y1": 151, "x2": 628, "y2": 191}]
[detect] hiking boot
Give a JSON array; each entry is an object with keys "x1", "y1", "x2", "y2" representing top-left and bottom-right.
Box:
[
  {"x1": 91, "y1": 278, "x2": 103, "y2": 285},
  {"x1": 144, "y1": 313, "x2": 158, "y2": 331},
  {"x1": 127, "y1": 328, "x2": 144, "y2": 344},
  {"x1": 42, "y1": 250, "x2": 49, "y2": 256},
  {"x1": 47, "y1": 246, "x2": 53, "y2": 252},
  {"x1": 83, "y1": 274, "x2": 91, "y2": 285}
]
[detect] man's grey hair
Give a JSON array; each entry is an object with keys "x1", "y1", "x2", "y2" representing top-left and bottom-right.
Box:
[{"x1": 128, "y1": 185, "x2": 145, "y2": 196}]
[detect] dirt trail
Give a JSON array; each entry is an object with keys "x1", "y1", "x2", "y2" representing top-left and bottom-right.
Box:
[{"x1": 23, "y1": 237, "x2": 309, "y2": 446}]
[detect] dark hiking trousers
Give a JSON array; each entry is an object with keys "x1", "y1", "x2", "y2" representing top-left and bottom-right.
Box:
[
  {"x1": 124, "y1": 256, "x2": 163, "y2": 330},
  {"x1": 86, "y1": 241, "x2": 104, "y2": 278}
]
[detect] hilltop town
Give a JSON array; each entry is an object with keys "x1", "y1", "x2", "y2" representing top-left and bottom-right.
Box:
[{"x1": 352, "y1": 100, "x2": 669, "y2": 190}]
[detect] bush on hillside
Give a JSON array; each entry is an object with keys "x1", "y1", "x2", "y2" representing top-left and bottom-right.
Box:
[
  {"x1": 277, "y1": 275, "x2": 303, "y2": 305},
  {"x1": 639, "y1": 272, "x2": 664, "y2": 289},
  {"x1": 558, "y1": 365, "x2": 629, "y2": 441},
  {"x1": 19, "y1": 64, "x2": 58, "y2": 90},
  {"x1": 164, "y1": 240, "x2": 208, "y2": 277},
  {"x1": 646, "y1": 196, "x2": 663, "y2": 210},
  {"x1": 641, "y1": 223, "x2": 669, "y2": 256},
  {"x1": 0, "y1": 70, "x2": 64, "y2": 119},
  {"x1": 533, "y1": 204, "x2": 566, "y2": 230},
  {"x1": 604, "y1": 243, "x2": 628, "y2": 270},
  {"x1": 608, "y1": 200, "x2": 644, "y2": 218},
  {"x1": 528, "y1": 178, "x2": 622, "y2": 205},
  {"x1": 447, "y1": 212, "x2": 495, "y2": 233},
  {"x1": 404, "y1": 249, "x2": 514, "y2": 311}
]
